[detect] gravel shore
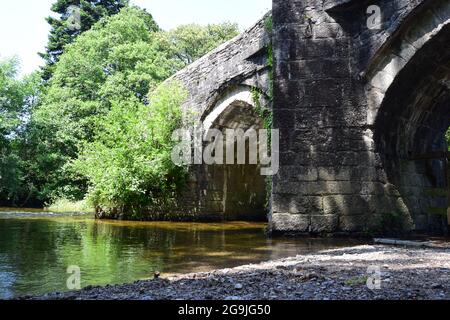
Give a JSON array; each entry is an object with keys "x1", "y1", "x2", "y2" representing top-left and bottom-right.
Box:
[{"x1": 25, "y1": 245, "x2": 450, "y2": 300}]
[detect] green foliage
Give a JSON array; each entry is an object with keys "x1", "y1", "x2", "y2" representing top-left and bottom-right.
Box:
[
  {"x1": 264, "y1": 15, "x2": 273, "y2": 101},
  {"x1": 2, "y1": 4, "x2": 241, "y2": 211},
  {"x1": 251, "y1": 87, "x2": 273, "y2": 212},
  {"x1": 72, "y1": 81, "x2": 188, "y2": 216},
  {"x1": 0, "y1": 58, "x2": 41, "y2": 205},
  {"x1": 40, "y1": 0, "x2": 130, "y2": 80},
  {"x1": 345, "y1": 276, "x2": 368, "y2": 286},
  {"x1": 27, "y1": 7, "x2": 240, "y2": 205},
  {"x1": 0, "y1": 58, "x2": 31, "y2": 140},
  {"x1": 264, "y1": 17, "x2": 272, "y2": 47},
  {"x1": 446, "y1": 128, "x2": 450, "y2": 151},
  {"x1": 250, "y1": 17, "x2": 274, "y2": 214},
  {"x1": 157, "y1": 23, "x2": 239, "y2": 68},
  {"x1": 29, "y1": 7, "x2": 171, "y2": 201},
  {"x1": 45, "y1": 198, "x2": 94, "y2": 213},
  {"x1": 251, "y1": 88, "x2": 273, "y2": 131}
]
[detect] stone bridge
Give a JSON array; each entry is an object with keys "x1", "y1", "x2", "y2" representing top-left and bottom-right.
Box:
[
  {"x1": 168, "y1": 14, "x2": 272, "y2": 222},
  {"x1": 169, "y1": 0, "x2": 450, "y2": 234}
]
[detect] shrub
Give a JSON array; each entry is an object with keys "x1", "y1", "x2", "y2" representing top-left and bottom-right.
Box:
[{"x1": 72, "y1": 81, "x2": 189, "y2": 218}]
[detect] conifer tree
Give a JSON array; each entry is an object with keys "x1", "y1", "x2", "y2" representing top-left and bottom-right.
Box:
[{"x1": 39, "y1": 0, "x2": 129, "y2": 80}]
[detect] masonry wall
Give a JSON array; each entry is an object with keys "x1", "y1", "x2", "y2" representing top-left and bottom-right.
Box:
[
  {"x1": 271, "y1": 0, "x2": 448, "y2": 234},
  {"x1": 172, "y1": 14, "x2": 271, "y2": 123},
  {"x1": 162, "y1": 14, "x2": 271, "y2": 221}
]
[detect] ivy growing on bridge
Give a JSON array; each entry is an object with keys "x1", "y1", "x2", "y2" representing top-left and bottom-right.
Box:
[
  {"x1": 447, "y1": 128, "x2": 450, "y2": 151},
  {"x1": 248, "y1": 14, "x2": 274, "y2": 213},
  {"x1": 264, "y1": 15, "x2": 274, "y2": 101}
]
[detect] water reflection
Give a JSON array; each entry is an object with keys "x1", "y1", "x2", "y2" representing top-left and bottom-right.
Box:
[{"x1": 0, "y1": 210, "x2": 363, "y2": 299}]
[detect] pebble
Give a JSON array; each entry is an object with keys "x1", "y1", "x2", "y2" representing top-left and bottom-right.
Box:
[
  {"x1": 342, "y1": 287, "x2": 352, "y2": 291},
  {"x1": 431, "y1": 283, "x2": 443, "y2": 289},
  {"x1": 234, "y1": 283, "x2": 243, "y2": 290},
  {"x1": 23, "y1": 245, "x2": 450, "y2": 301},
  {"x1": 225, "y1": 296, "x2": 242, "y2": 300}
]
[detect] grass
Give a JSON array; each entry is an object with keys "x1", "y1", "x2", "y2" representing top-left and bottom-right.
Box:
[
  {"x1": 45, "y1": 199, "x2": 94, "y2": 213},
  {"x1": 344, "y1": 276, "x2": 368, "y2": 286}
]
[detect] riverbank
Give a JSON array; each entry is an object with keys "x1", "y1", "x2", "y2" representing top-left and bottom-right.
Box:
[
  {"x1": 44, "y1": 199, "x2": 94, "y2": 214},
  {"x1": 24, "y1": 244, "x2": 450, "y2": 300}
]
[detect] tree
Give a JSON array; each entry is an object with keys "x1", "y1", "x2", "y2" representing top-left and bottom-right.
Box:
[
  {"x1": 0, "y1": 58, "x2": 23, "y2": 141},
  {"x1": 40, "y1": 0, "x2": 130, "y2": 80},
  {"x1": 0, "y1": 58, "x2": 40, "y2": 205},
  {"x1": 72, "y1": 81, "x2": 188, "y2": 218},
  {"x1": 29, "y1": 7, "x2": 168, "y2": 202},
  {"x1": 160, "y1": 23, "x2": 239, "y2": 68},
  {"x1": 21, "y1": 7, "x2": 241, "y2": 207}
]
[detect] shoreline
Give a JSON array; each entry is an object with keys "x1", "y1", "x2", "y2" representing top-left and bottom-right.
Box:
[{"x1": 23, "y1": 244, "x2": 450, "y2": 300}]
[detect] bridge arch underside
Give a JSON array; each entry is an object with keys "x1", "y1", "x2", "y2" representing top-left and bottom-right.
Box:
[
  {"x1": 192, "y1": 90, "x2": 268, "y2": 222},
  {"x1": 374, "y1": 26, "x2": 450, "y2": 233}
]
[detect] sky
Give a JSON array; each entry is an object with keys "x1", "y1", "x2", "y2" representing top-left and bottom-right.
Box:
[{"x1": 0, "y1": 0, "x2": 272, "y2": 77}]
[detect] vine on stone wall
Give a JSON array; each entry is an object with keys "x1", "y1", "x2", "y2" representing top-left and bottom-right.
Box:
[
  {"x1": 264, "y1": 15, "x2": 274, "y2": 101},
  {"x1": 250, "y1": 15, "x2": 274, "y2": 214},
  {"x1": 446, "y1": 128, "x2": 450, "y2": 151},
  {"x1": 252, "y1": 86, "x2": 273, "y2": 212}
]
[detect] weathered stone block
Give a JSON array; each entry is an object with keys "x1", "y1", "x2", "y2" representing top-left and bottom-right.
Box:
[
  {"x1": 274, "y1": 181, "x2": 361, "y2": 196},
  {"x1": 273, "y1": 109, "x2": 296, "y2": 128},
  {"x1": 319, "y1": 167, "x2": 353, "y2": 181},
  {"x1": 313, "y1": 23, "x2": 344, "y2": 39},
  {"x1": 323, "y1": 195, "x2": 369, "y2": 216},
  {"x1": 273, "y1": 194, "x2": 323, "y2": 214},
  {"x1": 311, "y1": 215, "x2": 339, "y2": 233},
  {"x1": 271, "y1": 213, "x2": 311, "y2": 232},
  {"x1": 295, "y1": 166, "x2": 319, "y2": 181},
  {"x1": 274, "y1": 79, "x2": 306, "y2": 109},
  {"x1": 339, "y1": 215, "x2": 368, "y2": 233},
  {"x1": 277, "y1": 166, "x2": 319, "y2": 182}
]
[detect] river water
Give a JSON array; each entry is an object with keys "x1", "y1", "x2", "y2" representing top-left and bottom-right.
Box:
[{"x1": 0, "y1": 208, "x2": 363, "y2": 299}]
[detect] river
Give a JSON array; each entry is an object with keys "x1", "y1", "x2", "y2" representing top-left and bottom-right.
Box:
[{"x1": 0, "y1": 208, "x2": 363, "y2": 299}]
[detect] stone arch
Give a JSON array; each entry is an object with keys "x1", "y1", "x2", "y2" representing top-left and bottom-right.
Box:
[
  {"x1": 272, "y1": 0, "x2": 450, "y2": 235},
  {"x1": 372, "y1": 3, "x2": 450, "y2": 232},
  {"x1": 202, "y1": 86, "x2": 258, "y2": 132},
  {"x1": 198, "y1": 85, "x2": 269, "y2": 221},
  {"x1": 164, "y1": 13, "x2": 271, "y2": 222},
  {"x1": 366, "y1": 0, "x2": 450, "y2": 124}
]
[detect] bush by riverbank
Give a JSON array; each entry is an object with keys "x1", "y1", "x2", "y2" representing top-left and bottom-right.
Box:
[
  {"x1": 25, "y1": 245, "x2": 450, "y2": 300},
  {"x1": 45, "y1": 199, "x2": 94, "y2": 214}
]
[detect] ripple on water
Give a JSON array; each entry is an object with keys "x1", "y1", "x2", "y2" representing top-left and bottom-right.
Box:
[
  {"x1": 0, "y1": 208, "x2": 365, "y2": 299},
  {"x1": 0, "y1": 207, "x2": 91, "y2": 219}
]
